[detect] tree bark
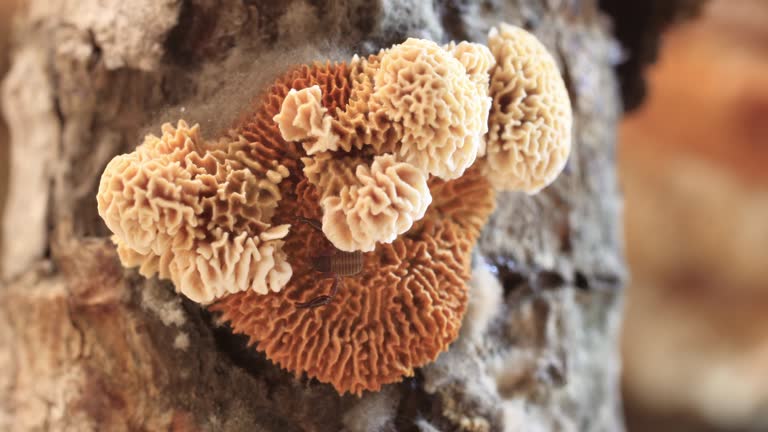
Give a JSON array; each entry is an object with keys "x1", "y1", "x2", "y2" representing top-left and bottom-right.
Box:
[{"x1": 0, "y1": 1, "x2": 692, "y2": 430}]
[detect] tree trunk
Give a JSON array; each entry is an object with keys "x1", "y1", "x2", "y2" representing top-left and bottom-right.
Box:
[{"x1": 0, "y1": 1, "x2": 694, "y2": 430}]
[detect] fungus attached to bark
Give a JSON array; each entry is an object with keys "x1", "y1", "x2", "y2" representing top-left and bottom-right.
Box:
[
  {"x1": 96, "y1": 27, "x2": 573, "y2": 396},
  {"x1": 206, "y1": 49, "x2": 495, "y2": 393},
  {"x1": 484, "y1": 23, "x2": 573, "y2": 193},
  {"x1": 96, "y1": 48, "x2": 497, "y2": 393}
]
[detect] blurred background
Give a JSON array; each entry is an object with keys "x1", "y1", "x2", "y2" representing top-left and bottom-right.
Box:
[
  {"x1": 0, "y1": 0, "x2": 766, "y2": 430},
  {"x1": 620, "y1": 0, "x2": 768, "y2": 431}
]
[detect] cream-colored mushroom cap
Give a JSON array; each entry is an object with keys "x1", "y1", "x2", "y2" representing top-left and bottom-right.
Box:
[
  {"x1": 314, "y1": 154, "x2": 432, "y2": 252},
  {"x1": 374, "y1": 38, "x2": 490, "y2": 180},
  {"x1": 484, "y1": 23, "x2": 573, "y2": 193},
  {"x1": 97, "y1": 121, "x2": 292, "y2": 304},
  {"x1": 444, "y1": 40, "x2": 496, "y2": 81},
  {"x1": 273, "y1": 86, "x2": 339, "y2": 155},
  {"x1": 444, "y1": 40, "x2": 495, "y2": 156}
]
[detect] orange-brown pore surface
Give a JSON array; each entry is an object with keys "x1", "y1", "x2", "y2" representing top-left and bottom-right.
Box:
[{"x1": 210, "y1": 63, "x2": 496, "y2": 395}]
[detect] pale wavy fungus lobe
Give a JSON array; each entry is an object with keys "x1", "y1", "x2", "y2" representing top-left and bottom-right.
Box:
[
  {"x1": 319, "y1": 154, "x2": 431, "y2": 252},
  {"x1": 445, "y1": 40, "x2": 496, "y2": 80},
  {"x1": 97, "y1": 121, "x2": 292, "y2": 304},
  {"x1": 273, "y1": 86, "x2": 338, "y2": 156},
  {"x1": 444, "y1": 40, "x2": 496, "y2": 156},
  {"x1": 484, "y1": 23, "x2": 573, "y2": 193},
  {"x1": 373, "y1": 38, "x2": 492, "y2": 180}
]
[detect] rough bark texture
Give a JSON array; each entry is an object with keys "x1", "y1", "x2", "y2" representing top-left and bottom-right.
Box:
[{"x1": 0, "y1": 1, "x2": 693, "y2": 430}]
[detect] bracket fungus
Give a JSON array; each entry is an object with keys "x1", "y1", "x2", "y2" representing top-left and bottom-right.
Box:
[
  {"x1": 483, "y1": 23, "x2": 573, "y2": 193},
  {"x1": 95, "y1": 24, "x2": 572, "y2": 395},
  {"x1": 213, "y1": 167, "x2": 495, "y2": 395}
]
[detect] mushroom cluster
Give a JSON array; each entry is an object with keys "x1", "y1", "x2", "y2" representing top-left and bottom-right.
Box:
[
  {"x1": 274, "y1": 38, "x2": 495, "y2": 252},
  {"x1": 96, "y1": 24, "x2": 572, "y2": 395}
]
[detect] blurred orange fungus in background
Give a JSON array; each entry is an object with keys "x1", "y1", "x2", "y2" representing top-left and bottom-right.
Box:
[{"x1": 621, "y1": 0, "x2": 768, "y2": 431}]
